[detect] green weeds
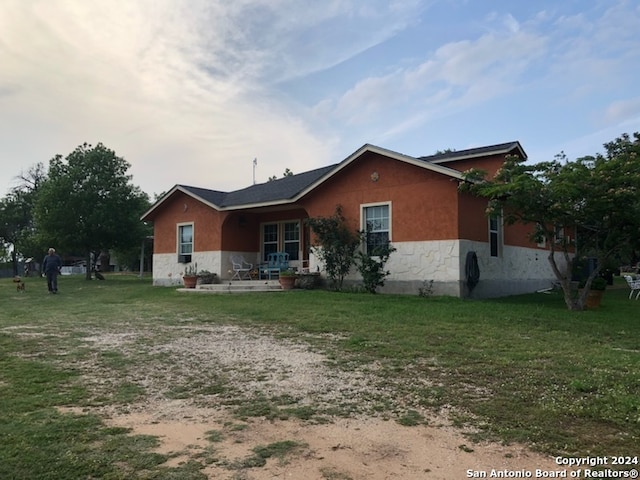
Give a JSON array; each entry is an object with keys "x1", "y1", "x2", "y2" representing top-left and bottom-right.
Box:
[{"x1": 1, "y1": 273, "x2": 639, "y2": 478}]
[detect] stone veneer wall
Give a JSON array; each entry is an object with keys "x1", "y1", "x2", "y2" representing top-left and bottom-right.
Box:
[
  {"x1": 152, "y1": 251, "x2": 222, "y2": 286},
  {"x1": 456, "y1": 240, "x2": 571, "y2": 298},
  {"x1": 310, "y1": 239, "x2": 570, "y2": 298},
  {"x1": 154, "y1": 241, "x2": 571, "y2": 298}
]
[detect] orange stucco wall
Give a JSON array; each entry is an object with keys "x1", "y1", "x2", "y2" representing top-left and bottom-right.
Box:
[
  {"x1": 299, "y1": 151, "x2": 461, "y2": 241},
  {"x1": 458, "y1": 192, "x2": 491, "y2": 242},
  {"x1": 438, "y1": 154, "x2": 507, "y2": 179},
  {"x1": 457, "y1": 185, "x2": 548, "y2": 248},
  {"x1": 299, "y1": 151, "x2": 540, "y2": 249},
  {"x1": 148, "y1": 150, "x2": 543, "y2": 257},
  {"x1": 220, "y1": 208, "x2": 309, "y2": 253},
  {"x1": 148, "y1": 192, "x2": 225, "y2": 254}
]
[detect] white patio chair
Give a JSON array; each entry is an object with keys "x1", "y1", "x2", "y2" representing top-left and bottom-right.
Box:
[
  {"x1": 623, "y1": 275, "x2": 640, "y2": 300},
  {"x1": 230, "y1": 255, "x2": 253, "y2": 281}
]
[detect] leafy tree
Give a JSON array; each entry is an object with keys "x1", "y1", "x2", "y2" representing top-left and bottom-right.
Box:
[
  {"x1": 0, "y1": 193, "x2": 29, "y2": 275},
  {"x1": 461, "y1": 132, "x2": 640, "y2": 310},
  {"x1": 0, "y1": 163, "x2": 48, "y2": 274},
  {"x1": 14, "y1": 162, "x2": 48, "y2": 192},
  {"x1": 306, "y1": 205, "x2": 360, "y2": 290},
  {"x1": 34, "y1": 143, "x2": 150, "y2": 280},
  {"x1": 354, "y1": 239, "x2": 396, "y2": 293},
  {"x1": 268, "y1": 168, "x2": 294, "y2": 182}
]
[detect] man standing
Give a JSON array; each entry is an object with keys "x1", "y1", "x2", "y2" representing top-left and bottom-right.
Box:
[{"x1": 42, "y1": 248, "x2": 62, "y2": 294}]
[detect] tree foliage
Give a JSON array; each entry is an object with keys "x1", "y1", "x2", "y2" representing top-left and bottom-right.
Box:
[
  {"x1": 354, "y1": 239, "x2": 396, "y2": 293},
  {"x1": 268, "y1": 168, "x2": 294, "y2": 182},
  {"x1": 306, "y1": 205, "x2": 360, "y2": 290},
  {"x1": 0, "y1": 163, "x2": 48, "y2": 273},
  {"x1": 0, "y1": 193, "x2": 30, "y2": 274},
  {"x1": 461, "y1": 132, "x2": 640, "y2": 310},
  {"x1": 34, "y1": 143, "x2": 150, "y2": 280}
]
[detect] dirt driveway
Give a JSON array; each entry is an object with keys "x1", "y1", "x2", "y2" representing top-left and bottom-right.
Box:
[{"x1": 57, "y1": 323, "x2": 560, "y2": 479}]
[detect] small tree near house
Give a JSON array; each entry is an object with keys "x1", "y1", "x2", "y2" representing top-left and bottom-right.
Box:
[
  {"x1": 460, "y1": 132, "x2": 640, "y2": 311},
  {"x1": 306, "y1": 205, "x2": 360, "y2": 291},
  {"x1": 354, "y1": 238, "x2": 396, "y2": 293},
  {"x1": 307, "y1": 206, "x2": 397, "y2": 293}
]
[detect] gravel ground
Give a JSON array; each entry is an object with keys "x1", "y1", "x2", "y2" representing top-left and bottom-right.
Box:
[{"x1": 8, "y1": 322, "x2": 561, "y2": 479}]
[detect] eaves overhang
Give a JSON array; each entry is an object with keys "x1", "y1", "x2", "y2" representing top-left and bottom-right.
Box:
[
  {"x1": 140, "y1": 185, "x2": 225, "y2": 221},
  {"x1": 140, "y1": 142, "x2": 512, "y2": 219},
  {"x1": 426, "y1": 141, "x2": 527, "y2": 164}
]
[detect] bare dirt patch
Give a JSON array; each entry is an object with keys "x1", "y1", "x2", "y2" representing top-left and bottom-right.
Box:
[
  {"x1": 56, "y1": 323, "x2": 560, "y2": 479},
  {"x1": 104, "y1": 405, "x2": 560, "y2": 480}
]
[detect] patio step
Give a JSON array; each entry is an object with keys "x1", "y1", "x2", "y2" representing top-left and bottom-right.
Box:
[{"x1": 177, "y1": 280, "x2": 283, "y2": 294}]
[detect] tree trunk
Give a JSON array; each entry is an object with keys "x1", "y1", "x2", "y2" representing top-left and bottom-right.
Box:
[
  {"x1": 11, "y1": 248, "x2": 18, "y2": 276},
  {"x1": 99, "y1": 250, "x2": 110, "y2": 274},
  {"x1": 547, "y1": 248, "x2": 584, "y2": 310},
  {"x1": 85, "y1": 252, "x2": 92, "y2": 280}
]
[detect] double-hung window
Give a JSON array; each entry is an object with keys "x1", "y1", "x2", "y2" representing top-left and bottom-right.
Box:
[
  {"x1": 178, "y1": 224, "x2": 193, "y2": 262},
  {"x1": 283, "y1": 222, "x2": 300, "y2": 260},
  {"x1": 489, "y1": 215, "x2": 501, "y2": 257},
  {"x1": 363, "y1": 203, "x2": 390, "y2": 255},
  {"x1": 262, "y1": 224, "x2": 279, "y2": 260},
  {"x1": 262, "y1": 221, "x2": 300, "y2": 261}
]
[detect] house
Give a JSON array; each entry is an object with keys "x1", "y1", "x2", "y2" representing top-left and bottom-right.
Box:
[{"x1": 141, "y1": 141, "x2": 567, "y2": 297}]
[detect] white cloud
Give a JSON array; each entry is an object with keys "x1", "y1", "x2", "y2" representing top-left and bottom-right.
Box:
[
  {"x1": 0, "y1": 0, "x2": 638, "y2": 198},
  {"x1": 503, "y1": 13, "x2": 520, "y2": 33},
  {"x1": 0, "y1": 0, "x2": 427, "y2": 195},
  {"x1": 323, "y1": 29, "x2": 547, "y2": 134},
  {"x1": 603, "y1": 98, "x2": 640, "y2": 126}
]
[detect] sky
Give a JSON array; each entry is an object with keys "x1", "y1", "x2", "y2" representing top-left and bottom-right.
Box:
[{"x1": 1, "y1": 0, "x2": 639, "y2": 198}]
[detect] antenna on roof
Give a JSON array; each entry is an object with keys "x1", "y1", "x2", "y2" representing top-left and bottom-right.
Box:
[{"x1": 253, "y1": 158, "x2": 257, "y2": 185}]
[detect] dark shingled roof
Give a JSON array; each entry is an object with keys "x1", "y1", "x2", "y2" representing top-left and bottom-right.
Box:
[
  {"x1": 142, "y1": 141, "x2": 524, "y2": 220},
  {"x1": 174, "y1": 185, "x2": 226, "y2": 206},
  {"x1": 179, "y1": 164, "x2": 337, "y2": 208},
  {"x1": 419, "y1": 141, "x2": 525, "y2": 163}
]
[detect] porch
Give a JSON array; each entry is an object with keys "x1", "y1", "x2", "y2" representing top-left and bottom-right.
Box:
[{"x1": 178, "y1": 279, "x2": 284, "y2": 294}]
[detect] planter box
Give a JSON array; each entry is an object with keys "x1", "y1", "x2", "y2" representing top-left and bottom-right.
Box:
[
  {"x1": 585, "y1": 290, "x2": 604, "y2": 309},
  {"x1": 579, "y1": 289, "x2": 604, "y2": 309},
  {"x1": 183, "y1": 275, "x2": 198, "y2": 288},
  {"x1": 279, "y1": 275, "x2": 297, "y2": 290}
]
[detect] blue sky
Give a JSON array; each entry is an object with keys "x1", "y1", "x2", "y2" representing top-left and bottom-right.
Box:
[{"x1": 1, "y1": 0, "x2": 639, "y2": 197}]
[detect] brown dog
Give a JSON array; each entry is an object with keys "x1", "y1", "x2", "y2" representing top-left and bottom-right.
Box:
[{"x1": 13, "y1": 277, "x2": 26, "y2": 292}]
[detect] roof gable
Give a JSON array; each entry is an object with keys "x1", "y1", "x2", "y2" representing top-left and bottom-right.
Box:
[
  {"x1": 421, "y1": 141, "x2": 527, "y2": 164},
  {"x1": 141, "y1": 141, "x2": 522, "y2": 220},
  {"x1": 218, "y1": 164, "x2": 336, "y2": 207}
]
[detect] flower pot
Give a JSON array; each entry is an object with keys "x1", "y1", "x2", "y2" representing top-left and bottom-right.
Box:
[
  {"x1": 183, "y1": 275, "x2": 198, "y2": 289},
  {"x1": 279, "y1": 275, "x2": 297, "y2": 290},
  {"x1": 585, "y1": 289, "x2": 604, "y2": 309}
]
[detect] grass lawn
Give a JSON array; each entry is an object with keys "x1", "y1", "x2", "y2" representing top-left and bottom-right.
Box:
[{"x1": 1, "y1": 274, "x2": 639, "y2": 478}]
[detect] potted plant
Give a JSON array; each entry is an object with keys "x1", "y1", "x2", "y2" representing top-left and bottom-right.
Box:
[
  {"x1": 579, "y1": 276, "x2": 607, "y2": 309},
  {"x1": 278, "y1": 269, "x2": 298, "y2": 290},
  {"x1": 183, "y1": 262, "x2": 198, "y2": 288},
  {"x1": 197, "y1": 270, "x2": 218, "y2": 285}
]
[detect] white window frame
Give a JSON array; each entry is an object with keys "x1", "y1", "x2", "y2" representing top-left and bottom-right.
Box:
[
  {"x1": 283, "y1": 221, "x2": 300, "y2": 260},
  {"x1": 262, "y1": 223, "x2": 279, "y2": 261},
  {"x1": 177, "y1": 223, "x2": 194, "y2": 255},
  {"x1": 361, "y1": 202, "x2": 392, "y2": 255},
  {"x1": 489, "y1": 214, "x2": 502, "y2": 258},
  {"x1": 535, "y1": 223, "x2": 547, "y2": 248},
  {"x1": 260, "y1": 221, "x2": 301, "y2": 261}
]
